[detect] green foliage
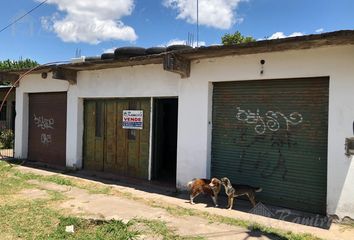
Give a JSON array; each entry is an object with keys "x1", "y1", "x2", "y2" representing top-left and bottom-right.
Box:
[
  {"x1": 221, "y1": 31, "x2": 256, "y2": 45},
  {"x1": 0, "y1": 129, "x2": 14, "y2": 149},
  {"x1": 0, "y1": 58, "x2": 39, "y2": 71}
]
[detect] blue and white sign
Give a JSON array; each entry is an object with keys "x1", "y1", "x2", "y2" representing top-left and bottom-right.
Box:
[{"x1": 122, "y1": 110, "x2": 143, "y2": 129}]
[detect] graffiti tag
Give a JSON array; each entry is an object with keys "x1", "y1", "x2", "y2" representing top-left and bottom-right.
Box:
[
  {"x1": 236, "y1": 107, "x2": 303, "y2": 134},
  {"x1": 40, "y1": 133, "x2": 52, "y2": 145},
  {"x1": 33, "y1": 114, "x2": 54, "y2": 130}
]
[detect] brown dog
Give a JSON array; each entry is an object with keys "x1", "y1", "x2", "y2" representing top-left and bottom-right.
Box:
[
  {"x1": 221, "y1": 177, "x2": 262, "y2": 209},
  {"x1": 187, "y1": 178, "x2": 221, "y2": 207}
]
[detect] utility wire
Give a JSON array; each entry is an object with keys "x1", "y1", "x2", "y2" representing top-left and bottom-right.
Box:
[{"x1": 0, "y1": 0, "x2": 48, "y2": 34}]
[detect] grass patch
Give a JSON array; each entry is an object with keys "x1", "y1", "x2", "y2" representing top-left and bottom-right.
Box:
[
  {"x1": 44, "y1": 175, "x2": 74, "y2": 186},
  {"x1": 43, "y1": 217, "x2": 139, "y2": 240},
  {"x1": 0, "y1": 200, "x2": 60, "y2": 239},
  {"x1": 13, "y1": 171, "x2": 74, "y2": 186},
  {"x1": 0, "y1": 162, "x2": 140, "y2": 240},
  {"x1": 0, "y1": 161, "x2": 35, "y2": 202},
  {"x1": 46, "y1": 190, "x2": 67, "y2": 201},
  {"x1": 165, "y1": 205, "x2": 195, "y2": 217},
  {"x1": 11, "y1": 166, "x2": 114, "y2": 195},
  {"x1": 84, "y1": 184, "x2": 112, "y2": 195},
  {"x1": 0, "y1": 202, "x2": 140, "y2": 240}
]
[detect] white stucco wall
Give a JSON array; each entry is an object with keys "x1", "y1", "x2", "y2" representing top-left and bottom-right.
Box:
[
  {"x1": 14, "y1": 45, "x2": 354, "y2": 218},
  {"x1": 176, "y1": 45, "x2": 354, "y2": 219},
  {"x1": 15, "y1": 74, "x2": 69, "y2": 160},
  {"x1": 69, "y1": 64, "x2": 181, "y2": 168},
  {"x1": 15, "y1": 64, "x2": 180, "y2": 169}
]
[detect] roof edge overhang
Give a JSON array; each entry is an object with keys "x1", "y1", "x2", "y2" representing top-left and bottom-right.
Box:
[{"x1": 0, "y1": 30, "x2": 353, "y2": 81}]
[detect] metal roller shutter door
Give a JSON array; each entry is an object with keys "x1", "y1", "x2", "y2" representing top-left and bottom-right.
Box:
[
  {"x1": 28, "y1": 92, "x2": 67, "y2": 167},
  {"x1": 211, "y1": 77, "x2": 328, "y2": 214}
]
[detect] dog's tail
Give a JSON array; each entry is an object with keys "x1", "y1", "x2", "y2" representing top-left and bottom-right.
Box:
[
  {"x1": 187, "y1": 178, "x2": 197, "y2": 191},
  {"x1": 254, "y1": 187, "x2": 262, "y2": 193}
]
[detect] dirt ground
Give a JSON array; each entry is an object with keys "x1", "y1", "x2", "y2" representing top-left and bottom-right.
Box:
[{"x1": 16, "y1": 165, "x2": 354, "y2": 240}]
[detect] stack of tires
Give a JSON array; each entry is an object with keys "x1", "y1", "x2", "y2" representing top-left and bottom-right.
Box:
[{"x1": 100, "y1": 45, "x2": 193, "y2": 60}]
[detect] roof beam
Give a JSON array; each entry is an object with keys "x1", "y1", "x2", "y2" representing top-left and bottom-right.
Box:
[
  {"x1": 52, "y1": 67, "x2": 77, "y2": 84},
  {"x1": 163, "y1": 53, "x2": 191, "y2": 78}
]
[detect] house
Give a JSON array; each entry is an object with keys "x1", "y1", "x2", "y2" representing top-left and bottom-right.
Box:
[{"x1": 1, "y1": 30, "x2": 354, "y2": 219}]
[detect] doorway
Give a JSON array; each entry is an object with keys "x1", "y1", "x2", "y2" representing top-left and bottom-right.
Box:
[{"x1": 152, "y1": 98, "x2": 178, "y2": 183}]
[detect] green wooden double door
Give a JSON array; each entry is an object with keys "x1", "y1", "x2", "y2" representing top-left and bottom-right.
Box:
[{"x1": 83, "y1": 98, "x2": 150, "y2": 179}]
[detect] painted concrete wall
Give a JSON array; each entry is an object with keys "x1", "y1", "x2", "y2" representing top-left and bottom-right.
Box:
[
  {"x1": 15, "y1": 45, "x2": 354, "y2": 218},
  {"x1": 15, "y1": 74, "x2": 69, "y2": 159},
  {"x1": 68, "y1": 64, "x2": 180, "y2": 168},
  {"x1": 177, "y1": 45, "x2": 354, "y2": 219},
  {"x1": 16, "y1": 64, "x2": 180, "y2": 169}
]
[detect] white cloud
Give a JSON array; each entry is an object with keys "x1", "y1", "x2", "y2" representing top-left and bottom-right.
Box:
[
  {"x1": 165, "y1": 39, "x2": 187, "y2": 46},
  {"x1": 38, "y1": 0, "x2": 137, "y2": 44},
  {"x1": 268, "y1": 31, "x2": 304, "y2": 40},
  {"x1": 315, "y1": 28, "x2": 324, "y2": 33},
  {"x1": 160, "y1": 39, "x2": 206, "y2": 47},
  {"x1": 103, "y1": 47, "x2": 116, "y2": 53},
  {"x1": 163, "y1": 0, "x2": 245, "y2": 29}
]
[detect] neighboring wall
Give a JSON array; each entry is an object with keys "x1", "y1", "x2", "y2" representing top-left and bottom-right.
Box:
[{"x1": 177, "y1": 45, "x2": 354, "y2": 218}]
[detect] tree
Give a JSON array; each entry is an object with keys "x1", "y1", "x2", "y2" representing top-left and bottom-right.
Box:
[
  {"x1": 0, "y1": 58, "x2": 39, "y2": 71},
  {"x1": 221, "y1": 31, "x2": 256, "y2": 45}
]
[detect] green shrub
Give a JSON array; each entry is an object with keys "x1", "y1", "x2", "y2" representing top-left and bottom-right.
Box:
[{"x1": 0, "y1": 129, "x2": 14, "y2": 149}]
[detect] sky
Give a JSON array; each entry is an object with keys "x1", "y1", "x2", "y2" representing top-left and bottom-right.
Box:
[{"x1": 0, "y1": 0, "x2": 353, "y2": 64}]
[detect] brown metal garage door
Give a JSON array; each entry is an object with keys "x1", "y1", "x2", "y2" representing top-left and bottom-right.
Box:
[{"x1": 28, "y1": 92, "x2": 67, "y2": 166}]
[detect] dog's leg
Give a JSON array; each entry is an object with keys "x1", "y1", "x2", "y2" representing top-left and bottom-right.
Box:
[
  {"x1": 211, "y1": 195, "x2": 218, "y2": 207},
  {"x1": 229, "y1": 196, "x2": 234, "y2": 210},
  {"x1": 190, "y1": 191, "x2": 200, "y2": 205},
  {"x1": 226, "y1": 195, "x2": 230, "y2": 209},
  {"x1": 248, "y1": 193, "x2": 256, "y2": 207},
  {"x1": 190, "y1": 194, "x2": 195, "y2": 204}
]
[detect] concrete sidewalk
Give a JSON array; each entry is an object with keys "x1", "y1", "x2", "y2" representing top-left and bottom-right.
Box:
[{"x1": 17, "y1": 165, "x2": 354, "y2": 240}]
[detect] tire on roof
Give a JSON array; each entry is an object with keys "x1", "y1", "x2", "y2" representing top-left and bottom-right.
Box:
[
  {"x1": 114, "y1": 47, "x2": 146, "y2": 59},
  {"x1": 101, "y1": 53, "x2": 115, "y2": 60},
  {"x1": 166, "y1": 45, "x2": 193, "y2": 51},
  {"x1": 85, "y1": 56, "x2": 101, "y2": 62},
  {"x1": 146, "y1": 47, "x2": 167, "y2": 55}
]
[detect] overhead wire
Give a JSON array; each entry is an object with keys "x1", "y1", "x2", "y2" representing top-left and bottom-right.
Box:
[{"x1": 0, "y1": 0, "x2": 48, "y2": 34}]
